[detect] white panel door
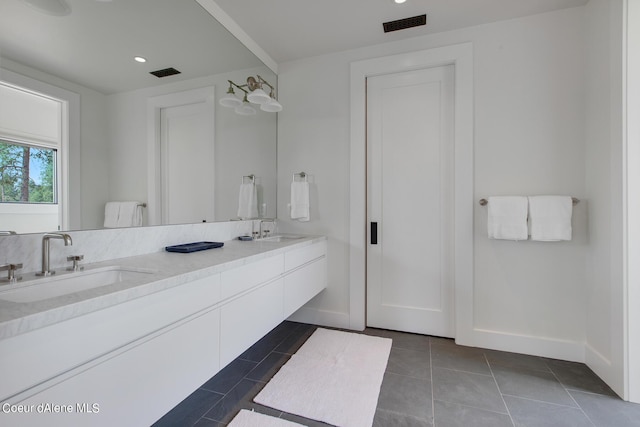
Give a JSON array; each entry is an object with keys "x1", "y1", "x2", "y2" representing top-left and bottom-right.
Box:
[
  {"x1": 366, "y1": 65, "x2": 455, "y2": 337},
  {"x1": 160, "y1": 101, "x2": 214, "y2": 224}
]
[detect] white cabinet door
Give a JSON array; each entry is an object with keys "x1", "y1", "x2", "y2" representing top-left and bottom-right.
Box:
[
  {"x1": 219, "y1": 279, "x2": 284, "y2": 367},
  {"x1": 284, "y1": 257, "x2": 327, "y2": 318}
]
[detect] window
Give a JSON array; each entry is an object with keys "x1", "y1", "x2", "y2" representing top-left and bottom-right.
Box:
[
  {"x1": 0, "y1": 139, "x2": 57, "y2": 204},
  {"x1": 0, "y1": 77, "x2": 67, "y2": 233}
]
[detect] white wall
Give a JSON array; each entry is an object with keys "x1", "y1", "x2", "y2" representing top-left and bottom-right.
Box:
[
  {"x1": 106, "y1": 66, "x2": 277, "y2": 224},
  {"x1": 584, "y1": 0, "x2": 626, "y2": 398},
  {"x1": 279, "y1": 8, "x2": 591, "y2": 360}
]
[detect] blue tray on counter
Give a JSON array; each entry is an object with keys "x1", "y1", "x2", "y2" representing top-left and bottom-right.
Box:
[{"x1": 165, "y1": 241, "x2": 224, "y2": 253}]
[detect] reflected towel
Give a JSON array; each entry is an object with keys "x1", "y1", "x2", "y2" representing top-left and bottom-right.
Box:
[
  {"x1": 528, "y1": 196, "x2": 572, "y2": 241},
  {"x1": 290, "y1": 181, "x2": 309, "y2": 222},
  {"x1": 104, "y1": 202, "x2": 120, "y2": 228},
  {"x1": 487, "y1": 196, "x2": 528, "y2": 240},
  {"x1": 104, "y1": 202, "x2": 143, "y2": 228},
  {"x1": 116, "y1": 202, "x2": 143, "y2": 227},
  {"x1": 237, "y1": 183, "x2": 258, "y2": 219}
]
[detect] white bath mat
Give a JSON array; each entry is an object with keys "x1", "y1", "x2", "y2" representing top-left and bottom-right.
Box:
[
  {"x1": 254, "y1": 328, "x2": 392, "y2": 427},
  {"x1": 228, "y1": 409, "x2": 306, "y2": 427}
]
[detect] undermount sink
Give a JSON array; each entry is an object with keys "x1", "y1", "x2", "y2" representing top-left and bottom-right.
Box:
[
  {"x1": 0, "y1": 266, "x2": 156, "y2": 303},
  {"x1": 259, "y1": 234, "x2": 306, "y2": 242}
]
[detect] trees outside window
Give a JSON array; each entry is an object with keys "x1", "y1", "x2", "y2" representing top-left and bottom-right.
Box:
[{"x1": 0, "y1": 140, "x2": 56, "y2": 204}]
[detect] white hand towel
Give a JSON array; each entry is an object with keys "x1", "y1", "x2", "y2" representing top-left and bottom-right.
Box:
[
  {"x1": 487, "y1": 196, "x2": 528, "y2": 240},
  {"x1": 117, "y1": 202, "x2": 143, "y2": 227},
  {"x1": 237, "y1": 183, "x2": 258, "y2": 219},
  {"x1": 528, "y1": 196, "x2": 572, "y2": 241},
  {"x1": 103, "y1": 202, "x2": 120, "y2": 228},
  {"x1": 290, "y1": 181, "x2": 310, "y2": 222}
]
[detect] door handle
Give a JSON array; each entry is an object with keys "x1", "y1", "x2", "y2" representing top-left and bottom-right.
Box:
[{"x1": 371, "y1": 222, "x2": 378, "y2": 245}]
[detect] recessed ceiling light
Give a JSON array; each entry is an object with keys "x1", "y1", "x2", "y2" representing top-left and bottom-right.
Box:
[
  {"x1": 394, "y1": 0, "x2": 407, "y2": 4},
  {"x1": 134, "y1": 56, "x2": 147, "y2": 63}
]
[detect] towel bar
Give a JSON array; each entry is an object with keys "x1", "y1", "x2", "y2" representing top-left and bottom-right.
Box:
[
  {"x1": 479, "y1": 197, "x2": 579, "y2": 206},
  {"x1": 242, "y1": 174, "x2": 256, "y2": 184}
]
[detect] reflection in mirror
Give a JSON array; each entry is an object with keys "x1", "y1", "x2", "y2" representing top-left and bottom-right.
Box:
[{"x1": 0, "y1": 0, "x2": 278, "y2": 233}]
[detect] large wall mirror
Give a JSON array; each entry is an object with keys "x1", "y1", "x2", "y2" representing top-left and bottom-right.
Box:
[{"x1": 0, "y1": 0, "x2": 277, "y2": 234}]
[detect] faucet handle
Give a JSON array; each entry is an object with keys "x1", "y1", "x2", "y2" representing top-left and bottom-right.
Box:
[
  {"x1": 0, "y1": 263, "x2": 23, "y2": 284},
  {"x1": 66, "y1": 255, "x2": 84, "y2": 272}
]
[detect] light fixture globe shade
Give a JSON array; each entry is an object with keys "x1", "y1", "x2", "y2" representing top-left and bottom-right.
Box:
[
  {"x1": 235, "y1": 103, "x2": 256, "y2": 116},
  {"x1": 260, "y1": 99, "x2": 283, "y2": 112},
  {"x1": 219, "y1": 95, "x2": 242, "y2": 108},
  {"x1": 247, "y1": 88, "x2": 271, "y2": 105}
]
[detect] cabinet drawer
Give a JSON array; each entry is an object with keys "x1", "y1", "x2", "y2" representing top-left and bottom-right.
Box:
[
  {"x1": 221, "y1": 254, "x2": 283, "y2": 300},
  {"x1": 9, "y1": 308, "x2": 221, "y2": 427},
  {"x1": 284, "y1": 257, "x2": 327, "y2": 318},
  {"x1": 284, "y1": 241, "x2": 327, "y2": 271},
  {"x1": 0, "y1": 274, "x2": 221, "y2": 401}
]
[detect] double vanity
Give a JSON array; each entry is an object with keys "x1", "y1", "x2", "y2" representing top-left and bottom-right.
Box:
[{"x1": 0, "y1": 230, "x2": 327, "y2": 426}]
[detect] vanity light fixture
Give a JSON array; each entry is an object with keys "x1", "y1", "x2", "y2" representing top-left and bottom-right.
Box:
[{"x1": 219, "y1": 75, "x2": 282, "y2": 114}]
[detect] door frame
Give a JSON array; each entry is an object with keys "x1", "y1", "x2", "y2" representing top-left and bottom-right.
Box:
[
  {"x1": 146, "y1": 86, "x2": 215, "y2": 226},
  {"x1": 349, "y1": 43, "x2": 474, "y2": 343}
]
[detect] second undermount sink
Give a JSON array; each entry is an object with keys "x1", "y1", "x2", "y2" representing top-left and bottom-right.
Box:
[
  {"x1": 259, "y1": 234, "x2": 306, "y2": 242},
  {"x1": 0, "y1": 266, "x2": 156, "y2": 303}
]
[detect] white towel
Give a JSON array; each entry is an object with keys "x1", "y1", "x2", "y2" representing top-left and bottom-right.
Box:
[
  {"x1": 104, "y1": 202, "x2": 143, "y2": 228},
  {"x1": 487, "y1": 196, "x2": 528, "y2": 240},
  {"x1": 528, "y1": 196, "x2": 572, "y2": 241},
  {"x1": 290, "y1": 181, "x2": 310, "y2": 222},
  {"x1": 117, "y1": 202, "x2": 143, "y2": 227},
  {"x1": 237, "y1": 183, "x2": 258, "y2": 219},
  {"x1": 103, "y1": 202, "x2": 120, "y2": 228}
]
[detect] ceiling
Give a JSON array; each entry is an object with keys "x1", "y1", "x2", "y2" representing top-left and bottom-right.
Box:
[
  {"x1": 211, "y1": 0, "x2": 590, "y2": 64},
  {"x1": 0, "y1": 0, "x2": 591, "y2": 94},
  {"x1": 0, "y1": 0, "x2": 263, "y2": 94}
]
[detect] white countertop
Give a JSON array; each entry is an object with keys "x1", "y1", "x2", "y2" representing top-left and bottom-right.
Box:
[{"x1": 0, "y1": 235, "x2": 326, "y2": 340}]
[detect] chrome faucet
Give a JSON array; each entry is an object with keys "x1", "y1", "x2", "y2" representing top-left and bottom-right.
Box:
[
  {"x1": 259, "y1": 219, "x2": 277, "y2": 238},
  {"x1": 37, "y1": 233, "x2": 72, "y2": 276}
]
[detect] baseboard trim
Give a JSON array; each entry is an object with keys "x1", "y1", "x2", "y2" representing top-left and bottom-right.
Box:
[
  {"x1": 286, "y1": 306, "x2": 351, "y2": 330},
  {"x1": 466, "y1": 328, "x2": 585, "y2": 362}
]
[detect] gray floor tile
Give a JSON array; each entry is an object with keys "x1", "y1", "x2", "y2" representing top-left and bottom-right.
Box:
[
  {"x1": 432, "y1": 367, "x2": 507, "y2": 414},
  {"x1": 204, "y1": 379, "x2": 274, "y2": 423},
  {"x1": 504, "y1": 395, "x2": 594, "y2": 427},
  {"x1": 200, "y1": 359, "x2": 257, "y2": 394},
  {"x1": 433, "y1": 399, "x2": 513, "y2": 427},
  {"x1": 545, "y1": 359, "x2": 617, "y2": 396},
  {"x1": 245, "y1": 351, "x2": 291, "y2": 383},
  {"x1": 493, "y1": 365, "x2": 577, "y2": 407},
  {"x1": 485, "y1": 349, "x2": 551, "y2": 373},
  {"x1": 431, "y1": 340, "x2": 492, "y2": 376},
  {"x1": 377, "y1": 372, "x2": 433, "y2": 421},
  {"x1": 365, "y1": 328, "x2": 430, "y2": 352},
  {"x1": 386, "y1": 347, "x2": 431, "y2": 379},
  {"x1": 274, "y1": 323, "x2": 317, "y2": 354},
  {"x1": 153, "y1": 389, "x2": 224, "y2": 427},
  {"x1": 373, "y1": 408, "x2": 433, "y2": 426},
  {"x1": 570, "y1": 390, "x2": 640, "y2": 427}
]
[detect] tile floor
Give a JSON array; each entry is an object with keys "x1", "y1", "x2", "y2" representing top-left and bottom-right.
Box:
[{"x1": 153, "y1": 321, "x2": 640, "y2": 427}]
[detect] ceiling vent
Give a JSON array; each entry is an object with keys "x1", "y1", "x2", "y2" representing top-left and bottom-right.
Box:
[
  {"x1": 150, "y1": 67, "x2": 181, "y2": 78},
  {"x1": 383, "y1": 14, "x2": 426, "y2": 33}
]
